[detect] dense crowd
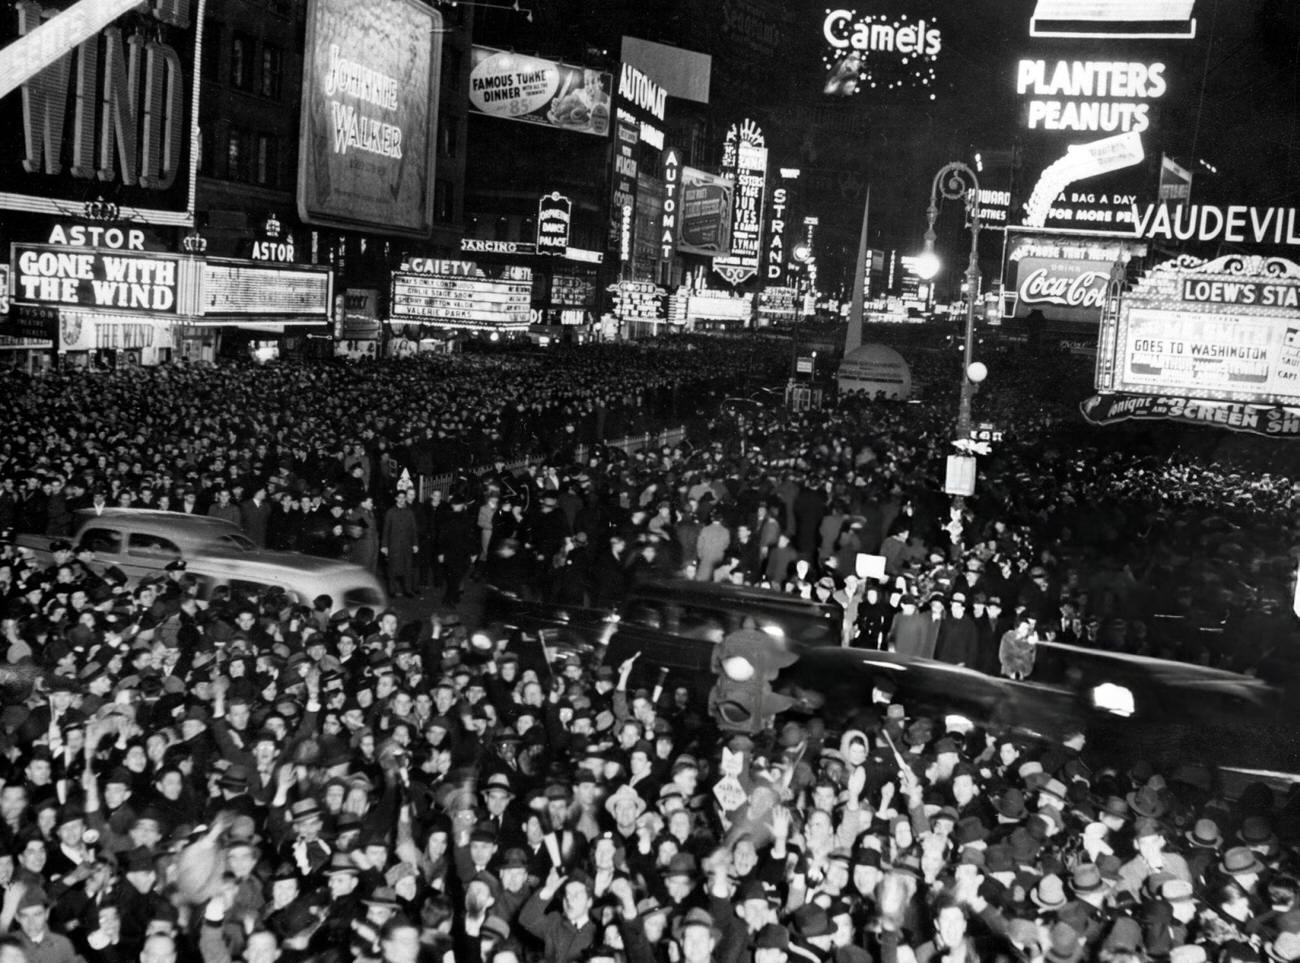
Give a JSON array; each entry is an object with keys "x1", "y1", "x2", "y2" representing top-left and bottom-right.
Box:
[{"x1": 0, "y1": 337, "x2": 1295, "y2": 963}]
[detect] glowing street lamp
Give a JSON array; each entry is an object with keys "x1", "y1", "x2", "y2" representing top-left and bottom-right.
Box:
[
  {"x1": 918, "y1": 160, "x2": 983, "y2": 440},
  {"x1": 920, "y1": 161, "x2": 985, "y2": 550}
]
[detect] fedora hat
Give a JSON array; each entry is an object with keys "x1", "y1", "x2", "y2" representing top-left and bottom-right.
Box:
[
  {"x1": 1040, "y1": 778, "x2": 1068, "y2": 803},
  {"x1": 1126, "y1": 785, "x2": 1166, "y2": 819},
  {"x1": 677, "y1": 907, "x2": 720, "y2": 942},
  {"x1": 1033, "y1": 873, "x2": 1068, "y2": 912},
  {"x1": 1101, "y1": 795, "x2": 1129, "y2": 820},
  {"x1": 289, "y1": 798, "x2": 322, "y2": 823},
  {"x1": 1220, "y1": 846, "x2": 1264, "y2": 877},
  {"x1": 482, "y1": 772, "x2": 515, "y2": 797},
  {"x1": 1268, "y1": 933, "x2": 1300, "y2": 963},
  {"x1": 793, "y1": 905, "x2": 835, "y2": 939},
  {"x1": 324, "y1": 852, "x2": 360, "y2": 876},
  {"x1": 1185, "y1": 818, "x2": 1223, "y2": 848},
  {"x1": 997, "y1": 788, "x2": 1028, "y2": 820},
  {"x1": 1238, "y1": 816, "x2": 1279, "y2": 854},
  {"x1": 1070, "y1": 863, "x2": 1105, "y2": 895},
  {"x1": 663, "y1": 853, "x2": 697, "y2": 880},
  {"x1": 363, "y1": 886, "x2": 399, "y2": 908},
  {"x1": 1046, "y1": 921, "x2": 1083, "y2": 963},
  {"x1": 605, "y1": 784, "x2": 646, "y2": 819}
]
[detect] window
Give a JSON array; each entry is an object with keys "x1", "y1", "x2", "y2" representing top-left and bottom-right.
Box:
[
  {"x1": 255, "y1": 133, "x2": 278, "y2": 187},
  {"x1": 217, "y1": 533, "x2": 256, "y2": 552},
  {"x1": 231, "y1": 33, "x2": 254, "y2": 90},
  {"x1": 435, "y1": 179, "x2": 454, "y2": 223},
  {"x1": 441, "y1": 47, "x2": 462, "y2": 91},
  {"x1": 201, "y1": 20, "x2": 222, "y2": 81},
  {"x1": 260, "y1": 44, "x2": 283, "y2": 99},
  {"x1": 127, "y1": 533, "x2": 181, "y2": 559},
  {"x1": 198, "y1": 126, "x2": 213, "y2": 176},
  {"x1": 343, "y1": 586, "x2": 385, "y2": 608},
  {"x1": 437, "y1": 114, "x2": 457, "y2": 158},
  {"x1": 229, "y1": 579, "x2": 294, "y2": 603},
  {"x1": 226, "y1": 129, "x2": 248, "y2": 181},
  {"x1": 189, "y1": 574, "x2": 217, "y2": 602},
  {"x1": 78, "y1": 528, "x2": 122, "y2": 555}
]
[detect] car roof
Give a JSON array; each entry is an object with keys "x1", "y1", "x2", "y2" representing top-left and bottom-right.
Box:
[
  {"x1": 185, "y1": 549, "x2": 373, "y2": 577},
  {"x1": 628, "y1": 578, "x2": 838, "y2": 615},
  {"x1": 75, "y1": 508, "x2": 242, "y2": 533}
]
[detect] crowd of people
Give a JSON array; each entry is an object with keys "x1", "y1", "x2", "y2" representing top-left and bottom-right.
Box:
[{"x1": 0, "y1": 335, "x2": 1295, "y2": 963}]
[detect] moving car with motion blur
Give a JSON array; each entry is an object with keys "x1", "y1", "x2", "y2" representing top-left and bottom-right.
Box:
[
  {"x1": 489, "y1": 577, "x2": 1297, "y2": 772},
  {"x1": 775, "y1": 642, "x2": 1294, "y2": 773},
  {"x1": 486, "y1": 578, "x2": 839, "y2": 694}
]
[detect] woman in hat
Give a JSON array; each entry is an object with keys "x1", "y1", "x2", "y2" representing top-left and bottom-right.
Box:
[{"x1": 999, "y1": 614, "x2": 1039, "y2": 681}]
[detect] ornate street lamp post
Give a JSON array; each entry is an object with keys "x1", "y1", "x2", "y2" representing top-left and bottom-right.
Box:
[{"x1": 915, "y1": 162, "x2": 987, "y2": 547}]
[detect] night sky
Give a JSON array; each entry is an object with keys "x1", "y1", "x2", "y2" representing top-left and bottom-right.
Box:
[{"x1": 487, "y1": 0, "x2": 1300, "y2": 290}]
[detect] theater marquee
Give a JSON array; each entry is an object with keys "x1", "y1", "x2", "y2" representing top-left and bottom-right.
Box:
[{"x1": 1096, "y1": 254, "x2": 1300, "y2": 408}]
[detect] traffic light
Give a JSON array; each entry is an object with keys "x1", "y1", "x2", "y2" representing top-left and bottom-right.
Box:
[{"x1": 708, "y1": 629, "x2": 798, "y2": 734}]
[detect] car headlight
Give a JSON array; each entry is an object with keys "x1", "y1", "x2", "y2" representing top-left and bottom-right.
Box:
[{"x1": 1092, "y1": 683, "x2": 1135, "y2": 717}]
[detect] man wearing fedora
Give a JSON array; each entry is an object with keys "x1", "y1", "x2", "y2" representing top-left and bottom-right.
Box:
[
  {"x1": 275, "y1": 798, "x2": 331, "y2": 882},
  {"x1": 480, "y1": 773, "x2": 524, "y2": 851},
  {"x1": 1118, "y1": 818, "x2": 1192, "y2": 899}
]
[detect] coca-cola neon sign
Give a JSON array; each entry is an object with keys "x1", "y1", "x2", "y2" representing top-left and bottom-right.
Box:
[{"x1": 1017, "y1": 267, "x2": 1108, "y2": 308}]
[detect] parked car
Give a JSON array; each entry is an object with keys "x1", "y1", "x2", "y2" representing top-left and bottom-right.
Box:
[
  {"x1": 16, "y1": 509, "x2": 388, "y2": 615},
  {"x1": 16, "y1": 509, "x2": 256, "y2": 580}
]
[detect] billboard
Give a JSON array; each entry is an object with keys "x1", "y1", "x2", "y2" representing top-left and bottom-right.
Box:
[
  {"x1": 1157, "y1": 154, "x2": 1192, "y2": 203},
  {"x1": 537, "y1": 193, "x2": 572, "y2": 254},
  {"x1": 469, "y1": 46, "x2": 611, "y2": 137},
  {"x1": 200, "y1": 261, "x2": 332, "y2": 318},
  {"x1": 678, "y1": 167, "x2": 733, "y2": 257},
  {"x1": 714, "y1": 119, "x2": 767, "y2": 286},
  {"x1": 1004, "y1": 234, "x2": 1139, "y2": 323},
  {"x1": 0, "y1": 0, "x2": 201, "y2": 225},
  {"x1": 617, "y1": 63, "x2": 666, "y2": 150},
  {"x1": 1013, "y1": 24, "x2": 1182, "y2": 232},
  {"x1": 12, "y1": 244, "x2": 182, "y2": 314},
  {"x1": 1096, "y1": 254, "x2": 1300, "y2": 407},
  {"x1": 391, "y1": 258, "x2": 531, "y2": 329},
  {"x1": 822, "y1": 7, "x2": 943, "y2": 96},
  {"x1": 1030, "y1": 0, "x2": 1197, "y2": 40},
  {"x1": 299, "y1": 0, "x2": 441, "y2": 237},
  {"x1": 620, "y1": 37, "x2": 711, "y2": 104},
  {"x1": 609, "y1": 114, "x2": 638, "y2": 257}
]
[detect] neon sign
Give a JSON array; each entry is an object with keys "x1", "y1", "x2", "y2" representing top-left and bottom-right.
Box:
[
  {"x1": 1017, "y1": 60, "x2": 1167, "y2": 134},
  {"x1": 822, "y1": 9, "x2": 941, "y2": 95}
]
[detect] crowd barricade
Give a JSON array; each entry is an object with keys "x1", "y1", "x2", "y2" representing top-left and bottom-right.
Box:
[{"x1": 418, "y1": 426, "x2": 687, "y2": 502}]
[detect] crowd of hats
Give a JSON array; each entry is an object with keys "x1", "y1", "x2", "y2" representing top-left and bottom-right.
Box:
[
  {"x1": 0, "y1": 338, "x2": 786, "y2": 521},
  {"x1": 0, "y1": 338, "x2": 1295, "y2": 963}
]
